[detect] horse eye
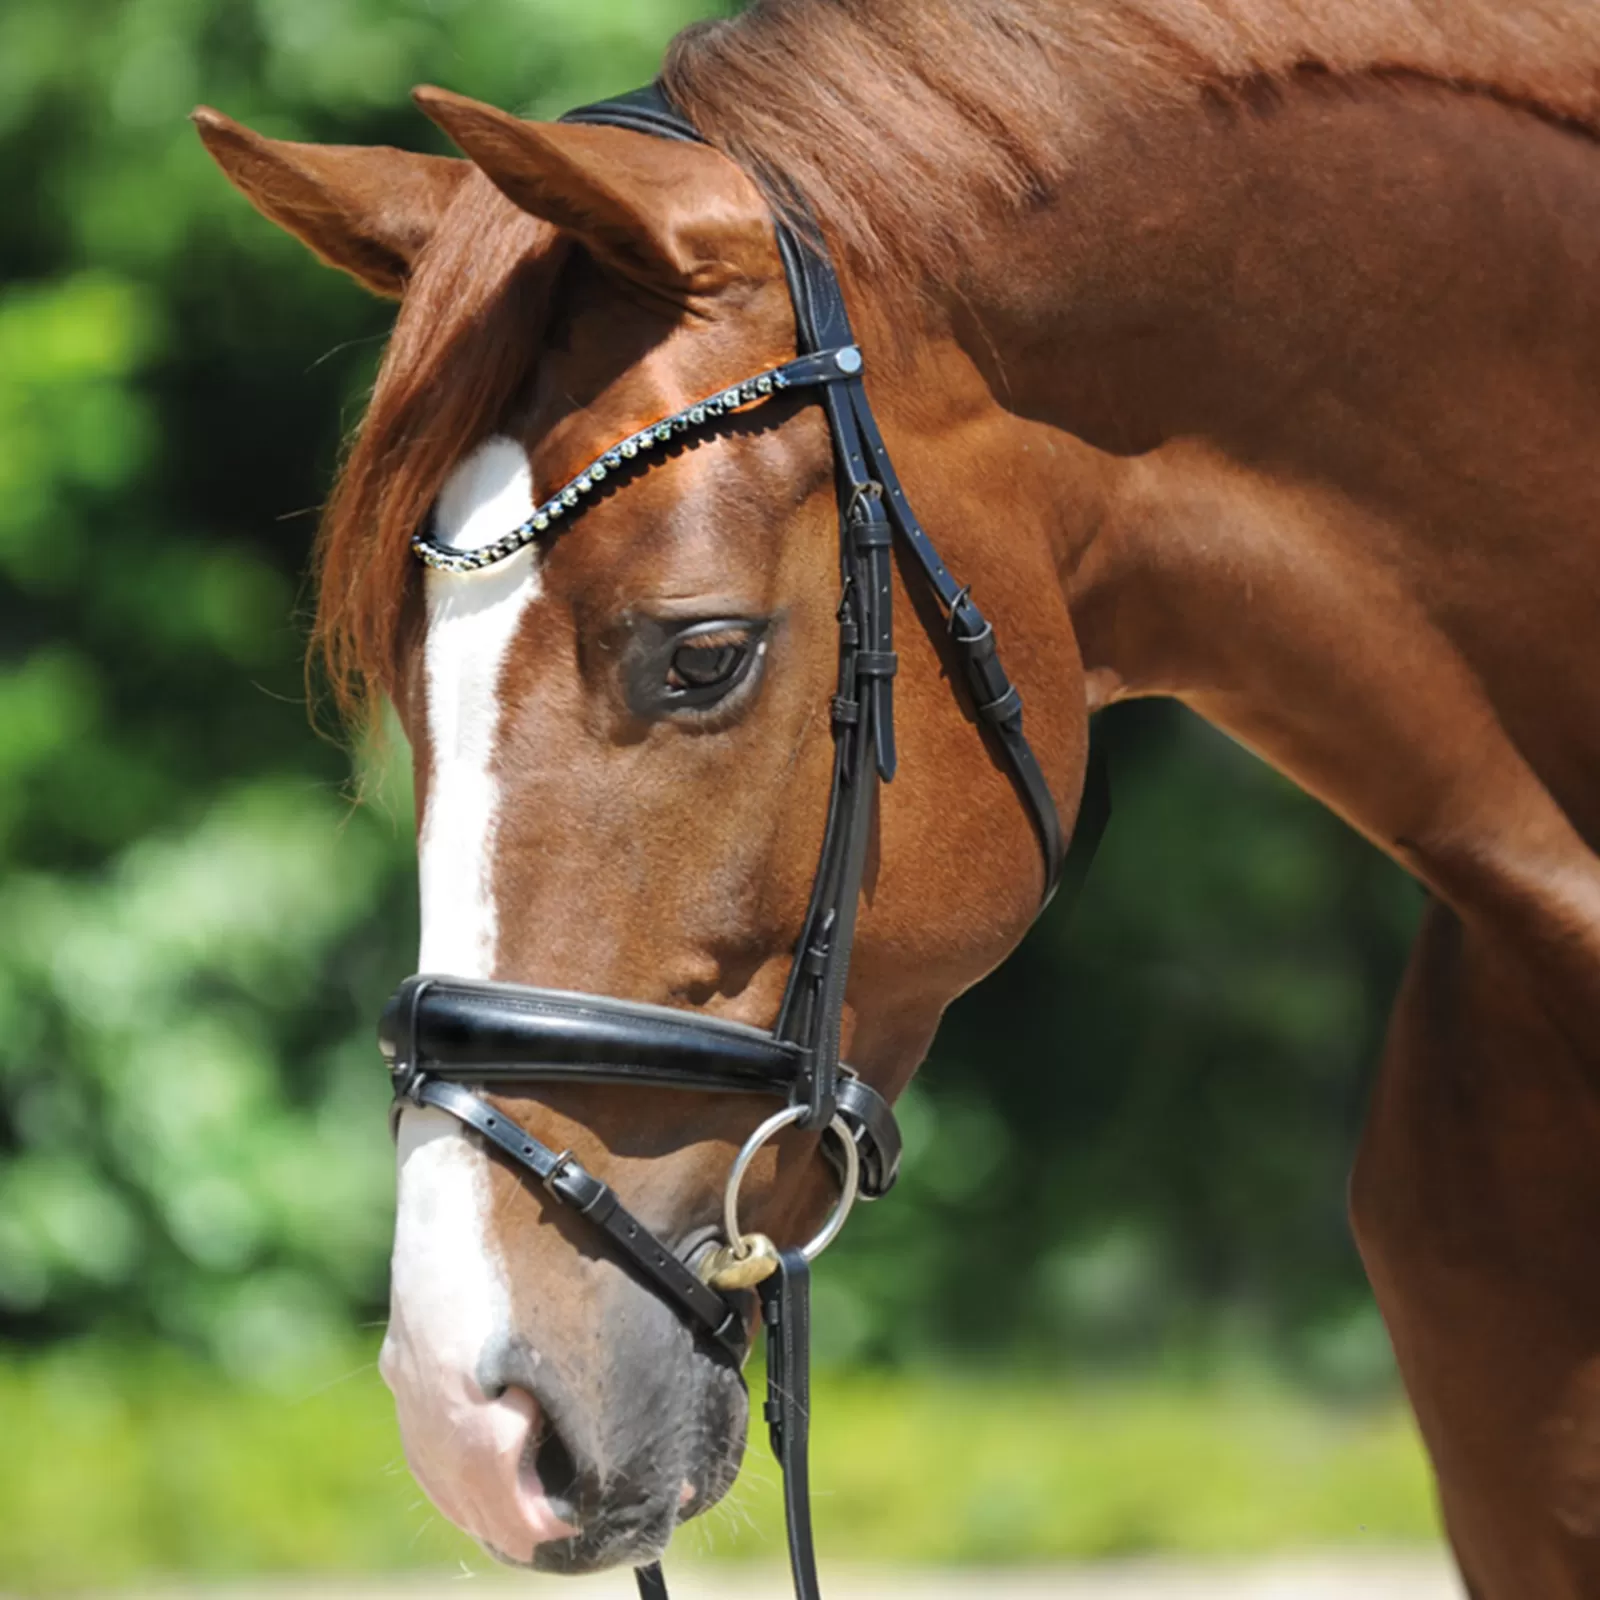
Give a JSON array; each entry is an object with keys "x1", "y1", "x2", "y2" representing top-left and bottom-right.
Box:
[
  {"x1": 669, "y1": 639, "x2": 745, "y2": 691},
  {"x1": 625, "y1": 616, "x2": 769, "y2": 720},
  {"x1": 651, "y1": 619, "x2": 767, "y2": 713}
]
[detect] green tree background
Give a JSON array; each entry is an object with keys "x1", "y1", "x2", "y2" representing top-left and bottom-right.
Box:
[{"x1": 0, "y1": 0, "x2": 1428, "y2": 1580}]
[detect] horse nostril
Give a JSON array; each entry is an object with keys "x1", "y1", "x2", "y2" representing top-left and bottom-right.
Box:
[{"x1": 534, "y1": 1416, "x2": 581, "y2": 1522}]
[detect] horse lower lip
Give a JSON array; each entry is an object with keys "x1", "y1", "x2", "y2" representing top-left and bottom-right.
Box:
[
  {"x1": 533, "y1": 1491, "x2": 580, "y2": 1533},
  {"x1": 514, "y1": 1465, "x2": 581, "y2": 1543}
]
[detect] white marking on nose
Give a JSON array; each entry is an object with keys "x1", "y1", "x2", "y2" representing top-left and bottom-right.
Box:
[
  {"x1": 382, "y1": 1107, "x2": 574, "y2": 1557},
  {"x1": 390, "y1": 438, "x2": 566, "y2": 1552},
  {"x1": 383, "y1": 1105, "x2": 510, "y2": 1398},
  {"x1": 417, "y1": 434, "x2": 540, "y2": 979}
]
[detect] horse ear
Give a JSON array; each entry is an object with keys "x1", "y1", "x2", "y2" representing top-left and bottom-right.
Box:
[
  {"x1": 411, "y1": 85, "x2": 744, "y2": 300},
  {"x1": 192, "y1": 107, "x2": 468, "y2": 298}
]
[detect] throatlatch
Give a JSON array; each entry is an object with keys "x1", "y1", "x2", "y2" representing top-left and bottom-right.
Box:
[{"x1": 382, "y1": 79, "x2": 1108, "y2": 1600}]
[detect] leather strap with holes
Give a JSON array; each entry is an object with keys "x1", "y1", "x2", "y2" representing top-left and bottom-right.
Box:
[{"x1": 414, "y1": 1080, "x2": 744, "y2": 1354}]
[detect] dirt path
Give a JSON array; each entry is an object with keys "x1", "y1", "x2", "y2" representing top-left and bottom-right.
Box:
[{"x1": 96, "y1": 1552, "x2": 1462, "y2": 1599}]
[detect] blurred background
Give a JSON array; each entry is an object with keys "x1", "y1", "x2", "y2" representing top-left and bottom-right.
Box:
[{"x1": 0, "y1": 0, "x2": 1438, "y2": 1589}]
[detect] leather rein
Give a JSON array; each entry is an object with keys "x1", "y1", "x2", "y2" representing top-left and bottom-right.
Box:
[{"x1": 379, "y1": 82, "x2": 1109, "y2": 1600}]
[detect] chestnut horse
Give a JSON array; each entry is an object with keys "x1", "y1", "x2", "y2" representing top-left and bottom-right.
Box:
[{"x1": 198, "y1": 1, "x2": 1600, "y2": 1594}]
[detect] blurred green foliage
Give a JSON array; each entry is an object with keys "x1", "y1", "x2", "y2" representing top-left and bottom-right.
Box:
[
  {"x1": 0, "y1": 0, "x2": 1421, "y2": 1398},
  {"x1": 828, "y1": 706, "x2": 1420, "y2": 1385},
  {"x1": 0, "y1": 1339, "x2": 1438, "y2": 1588},
  {"x1": 0, "y1": 0, "x2": 731, "y2": 1371}
]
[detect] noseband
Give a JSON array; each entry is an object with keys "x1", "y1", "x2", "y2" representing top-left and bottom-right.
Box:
[{"x1": 379, "y1": 82, "x2": 1108, "y2": 1600}]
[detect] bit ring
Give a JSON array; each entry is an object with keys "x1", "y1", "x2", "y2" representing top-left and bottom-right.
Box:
[{"x1": 722, "y1": 1104, "x2": 860, "y2": 1265}]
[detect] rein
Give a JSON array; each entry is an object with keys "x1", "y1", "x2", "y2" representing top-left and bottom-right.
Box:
[{"x1": 381, "y1": 81, "x2": 1109, "y2": 1600}]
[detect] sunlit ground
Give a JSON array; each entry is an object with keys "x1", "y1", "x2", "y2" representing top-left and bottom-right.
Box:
[
  {"x1": 1, "y1": 1340, "x2": 1444, "y2": 1593},
  {"x1": 12, "y1": 1556, "x2": 1464, "y2": 1599}
]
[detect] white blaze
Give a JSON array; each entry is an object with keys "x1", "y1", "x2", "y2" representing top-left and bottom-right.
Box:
[
  {"x1": 382, "y1": 434, "x2": 551, "y2": 1553},
  {"x1": 383, "y1": 1104, "x2": 510, "y2": 1408},
  {"x1": 417, "y1": 433, "x2": 541, "y2": 978}
]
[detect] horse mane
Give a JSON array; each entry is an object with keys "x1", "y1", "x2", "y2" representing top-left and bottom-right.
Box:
[
  {"x1": 663, "y1": 0, "x2": 1600, "y2": 297},
  {"x1": 316, "y1": 0, "x2": 1600, "y2": 718}
]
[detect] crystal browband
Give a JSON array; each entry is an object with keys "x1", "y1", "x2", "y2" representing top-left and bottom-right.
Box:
[{"x1": 411, "y1": 343, "x2": 866, "y2": 574}]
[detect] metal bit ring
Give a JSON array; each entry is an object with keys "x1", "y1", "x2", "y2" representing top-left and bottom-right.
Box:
[{"x1": 723, "y1": 1104, "x2": 861, "y2": 1266}]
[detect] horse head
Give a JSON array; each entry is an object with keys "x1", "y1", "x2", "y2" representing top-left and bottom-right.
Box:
[{"x1": 196, "y1": 84, "x2": 1093, "y2": 1575}]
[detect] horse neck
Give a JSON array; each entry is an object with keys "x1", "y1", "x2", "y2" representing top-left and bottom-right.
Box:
[{"x1": 896, "y1": 73, "x2": 1600, "y2": 993}]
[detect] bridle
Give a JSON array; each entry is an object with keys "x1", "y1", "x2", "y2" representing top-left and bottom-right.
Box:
[{"x1": 379, "y1": 82, "x2": 1108, "y2": 1600}]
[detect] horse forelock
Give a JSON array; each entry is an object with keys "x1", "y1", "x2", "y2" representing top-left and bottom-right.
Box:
[{"x1": 314, "y1": 174, "x2": 561, "y2": 720}]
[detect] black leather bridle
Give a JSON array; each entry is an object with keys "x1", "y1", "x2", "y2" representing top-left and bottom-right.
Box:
[{"x1": 379, "y1": 82, "x2": 1108, "y2": 1600}]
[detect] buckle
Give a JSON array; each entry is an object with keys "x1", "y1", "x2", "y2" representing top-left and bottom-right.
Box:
[{"x1": 542, "y1": 1149, "x2": 576, "y2": 1194}]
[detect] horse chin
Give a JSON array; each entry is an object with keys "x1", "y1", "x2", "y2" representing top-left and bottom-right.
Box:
[
  {"x1": 527, "y1": 1423, "x2": 747, "y2": 1573},
  {"x1": 511, "y1": 1330, "x2": 750, "y2": 1577}
]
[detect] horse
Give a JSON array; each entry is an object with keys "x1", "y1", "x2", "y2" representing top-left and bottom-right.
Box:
[{"x1": 195, "y1": 2, "x2": 1600, "y2": 1595}]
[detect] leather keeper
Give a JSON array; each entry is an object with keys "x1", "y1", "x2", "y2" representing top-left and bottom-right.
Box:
[
  {"x1": 848, "y1": 504, "x2": 892, "y2": 549},
  {"x1": 550, "y1": 1163, "x2": 611, "y2": 1216},
  {"x1": 976, "y1": 684, "x2": 1024, "y2": 727}
]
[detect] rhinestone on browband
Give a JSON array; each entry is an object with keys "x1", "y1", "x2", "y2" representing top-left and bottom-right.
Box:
[{"x1": 411, "y1": 345, "x2": 864, "y2": 575}]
